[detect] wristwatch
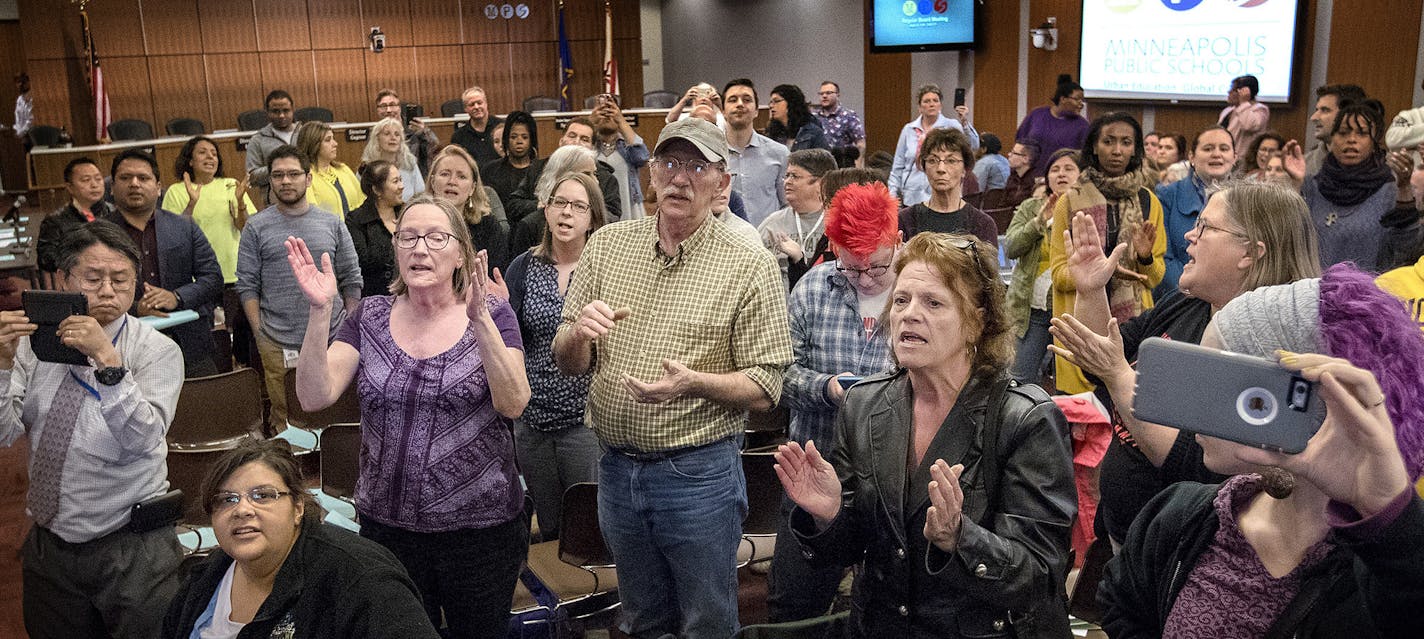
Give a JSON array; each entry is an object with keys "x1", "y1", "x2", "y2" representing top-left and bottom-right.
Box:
[{"x1": 94, "y1": 366, "x2": 127, "y2": 386}]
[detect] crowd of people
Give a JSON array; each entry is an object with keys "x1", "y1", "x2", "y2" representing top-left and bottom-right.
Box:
[{"x1": 3, "y1": 67, "x2": 1424, "y2": 639}]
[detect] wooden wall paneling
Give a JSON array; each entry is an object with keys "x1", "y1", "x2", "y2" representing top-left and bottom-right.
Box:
[
  {"x1": 198, "y1": 0, "x2": 258, "y2": 54},
  {"x1": 972, "y1": 0, "x2": 1020, "y2": 141},
  {"x1": 307, "y1": 0, "x2": 365, "y2": 50},
  {"x1": 313, "y1": 49, "x2": 369, "y2": 122},
  {"x1": 25, "y1": 59, "x2": 78, "y2": 131},
  {"x1": 147, "y1": 54, "x2": 211, "y2": 131},
  {"x1": 259, "y1": 51, "x2": 318, "y2": 110},
  {"x1": 16, "y1": 0, "x2": 82, "y2": 60},
  {"x1": 359, "y1": 0, "x2": 414, "y2": 52},
  {"x1": 103, "y1": 56, "x2": 157, "y2": 131},
  {"x1": 565, "y1": 0, "x2": 604, "y2": 41},
  {"x1": 1327, "y1": 0, "x2": 1421, "y2": 117},
  {"x1": 416, "y1": 45, "x2": 468, "y2": 115},
  {"x1": 569, "y1": 40, "x2": 603, "y2": 107},
  {"x1": 363, "y1": 46, "x2": 419, "y2": 115},
  {"x1": 463, "y1": 43, "x2": 516, "y2": 112},
  {"x1": 612, "y1": 38, "x2": 642, "y2": 106},
  {"x1": 85, "y1": 0, "x2": 146, "y2": 57},
  {"x1": 1025, "y1": 0, "x2": 1080, "y2": 117},
  {"x1": 0, "y1": 22, "x2": 25, "y2": 120},
  {"x1": 508, "y1": 42, "x2": 559, "y2": 109},
  {"x1": 863, "y1": 1, "x2": 911, "y2": 160},
  {"x1": 409, "y1": 0, "x2": 463, "y2": 47},
  {"x1": 610, "y1": 0, "x2": 641, "y2": 40},
  {"x1": 140, "y1": 0, "x2": 202, "y2": 56},
  {"x1": 460, "y1": 0, "x2": 508, "y2": 45},
  {"x1": 254, "y1": 0, "x2": 313, "y2": 52},
  {"x1": 205, "y1": 53, "x2": 264, "y2": 131},
  {"x1": 507, "y1": 0, "x2": 555, "y2": 43}
]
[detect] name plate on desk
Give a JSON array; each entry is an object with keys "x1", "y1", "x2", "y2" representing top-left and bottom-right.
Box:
[
  {"x1": 235, "y1": 136, "x2": 253, "y2": 152},
  {"x1": 553, "y1": 114, "x2": 637, "y2": 130},
  {"x1": 345, "y1": 128, "x2": 369, "y2": 143}
]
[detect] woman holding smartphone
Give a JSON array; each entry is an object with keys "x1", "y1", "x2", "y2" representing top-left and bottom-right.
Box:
[{"x1": 1099, "y1": 263, "x2": 1424, "y2": 638}]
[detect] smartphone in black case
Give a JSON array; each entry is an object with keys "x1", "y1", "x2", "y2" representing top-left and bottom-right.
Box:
[{"x1": 22, "y1": 290, "x2": 90, "y2": 366}]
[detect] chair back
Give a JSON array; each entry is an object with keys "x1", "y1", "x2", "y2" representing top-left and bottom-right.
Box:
[
  {"x1": 295, "y1": 106, "x2": 334, "y2": 123},
  {"x1": 165, "y1": 117, "x2": 206, "y2": 136},
  {"x1": 168, "y1": 368, "x2": 264, "y2": 451},
  {"x1": 28, "y1": 125, "x2": 61, "y2": 147},
  {"x1": 236, "y1": 110, "x2": 268, "y2": 131},
  {"x1": 319, "y1": 422, "x2": 361, "y2": 501},
  {"x1": 108, "y1": 119, "x2": 154, "y2": 141},
  {"x1": 283, "y1": 368, "x2": 361, "y2": 431},
  {"x1": 523, "y1": 96, "x2": 562, "y2": 113},
  {"x1": 642, "y1": 90, "x2": 678, "y2": 109},
  {"x1": 441, "y1": 99, "x2": 464, "y2": 118},
  {"x1": 741, "y1": 449, "x2": 783, "y2": 536},
  {"x1": 745, "y1": 404, "x2": 789, "y2": 450},
  {"x1": 557, "y1": 483, "x2": 613, "y2": 568},
  {"x1": 167, "y1": 446, "x2": 241, "y2": 526}
]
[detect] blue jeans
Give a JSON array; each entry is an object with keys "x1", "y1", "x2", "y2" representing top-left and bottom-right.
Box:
[
  {"x1": 1011, "y1": 308, "x2": 1053, "y2": 384},
  {"x1": 598, "y1": 438, "x2": 747, "y2": 639},
  {"x1": 514, "y1": 421, "x2": 601, "y2": 541}
]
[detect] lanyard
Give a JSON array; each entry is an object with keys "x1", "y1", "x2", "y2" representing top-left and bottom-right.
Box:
[
  {"x1": 69, "y1": 316, "x2": 127, "y2": 401},
  {"x1": 793, "y1": 211, "x2": 825, "y2": 257}
]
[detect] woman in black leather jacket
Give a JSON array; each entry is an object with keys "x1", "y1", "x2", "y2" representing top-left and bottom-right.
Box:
[{"x1": 775, "y1": 232, "x2": 1077, "y2": 638}]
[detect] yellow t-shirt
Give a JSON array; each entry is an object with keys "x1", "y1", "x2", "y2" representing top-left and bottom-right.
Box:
[
  {"x1": 1376, "y1": 256, "x2": 1424, "y2": 333},
  {"x1": 161, "y1": 177, "x2": 255, "y2": 284},
  {"x1": 308, "y1": 163, "x2": 366, "y2": 221}
]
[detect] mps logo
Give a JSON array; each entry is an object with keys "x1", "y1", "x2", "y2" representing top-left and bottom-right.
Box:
[
  {"x1": 1227, "y1": 0, "x2": 1270, "y2": 6},
  {"x1": 903, "y1": 0, "x2": 949, "y2": 17}
]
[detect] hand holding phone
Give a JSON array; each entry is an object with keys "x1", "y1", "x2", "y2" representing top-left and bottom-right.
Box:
[
  {"x1": 1132, "y1": 338, "x2": 1323, "y2": 454},
  {"x1": 22, "y1": 290, "x2": 89, "y2": 365},
  {"x1": 953, "y1": 88, "x2": 967, "y2": 108},
  {"x1": 837, "y1": 374, "x2": 863, "y2": 390}
]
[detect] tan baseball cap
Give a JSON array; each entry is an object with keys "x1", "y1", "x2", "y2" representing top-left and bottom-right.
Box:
[{"x1": 654, "y1": 117, "x2": 728, "y2": 163}]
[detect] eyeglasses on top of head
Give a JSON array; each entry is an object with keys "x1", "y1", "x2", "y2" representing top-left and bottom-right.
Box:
[
  {"x1": 393, "y1": 231, "x2": 458, "y2": 250},
  {"x1": 209, "y1": 487, "x2": 292, "y2": 513}
]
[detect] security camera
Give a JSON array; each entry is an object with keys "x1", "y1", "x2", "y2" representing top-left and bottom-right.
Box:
[{"x1": 370, "y1": 27, "x2": 386, "y2": 54}]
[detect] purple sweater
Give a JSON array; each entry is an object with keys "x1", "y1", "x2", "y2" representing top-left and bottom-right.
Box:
[
  {"x1": 1015, "y1": 106, "x2": 1090, "y2": 176},
  {"x1": 335, "y1": 295, "x2": 526, "y2": 533}
]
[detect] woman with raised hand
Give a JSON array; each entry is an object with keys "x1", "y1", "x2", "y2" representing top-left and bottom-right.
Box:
[
  {"x1": 775, "y1": 232, "x2": 1076, "y2": 638},
  {"x1": 889, "y1": 83, "x2": 980, "y2": 208},
  {"x1": 1004, "y1": 148, "x2": 1082, "y2": 384},
  {"x1": 292, "y1": 194, "x2": 529, "y2": 639},
  {"x1": 1100, "y1": 263, "x2": 1424, "y2": 638}
]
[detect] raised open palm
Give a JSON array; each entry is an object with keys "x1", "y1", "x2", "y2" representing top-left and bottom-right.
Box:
[
  {"x1": 1065, "y1": 211, "x2": 1126, "y2": 291},
  {"x1": 773, "y1": 441, "x2": 843, "y2": 524},
  {"x1": 285, "y1": 236, "x2": 337, "y2": 307}
]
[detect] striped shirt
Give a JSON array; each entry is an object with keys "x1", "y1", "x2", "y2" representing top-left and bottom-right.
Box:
[{"x1": 559, "y1": 215, "x2": 793, "y2": 452}]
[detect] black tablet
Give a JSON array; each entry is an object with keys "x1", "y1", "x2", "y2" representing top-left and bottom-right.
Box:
[{"x1": 22, "y1": 290, "x2": 90, "y2": 366}]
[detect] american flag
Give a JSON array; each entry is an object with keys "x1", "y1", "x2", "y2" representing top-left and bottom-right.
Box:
[{"x1": 80, "y1": 8, "x2": 111, "y2": 142}]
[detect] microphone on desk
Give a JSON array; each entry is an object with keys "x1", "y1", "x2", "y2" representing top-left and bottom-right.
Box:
[{"x1": 3, "y1": 195, "x2": 24, "y2": 224}]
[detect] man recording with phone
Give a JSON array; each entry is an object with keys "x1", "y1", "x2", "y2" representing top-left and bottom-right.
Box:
[
  {"x1": 0, "y1": 221, "x2": 185, "y2": 639},
  {"x1": 375, "y1": 88, "x2": 438, "y2": 176}
]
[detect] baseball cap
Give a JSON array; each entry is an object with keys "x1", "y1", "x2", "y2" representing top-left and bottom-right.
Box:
[{"x1": 654, "y1": 117, "x2": 728, "y2": 163}]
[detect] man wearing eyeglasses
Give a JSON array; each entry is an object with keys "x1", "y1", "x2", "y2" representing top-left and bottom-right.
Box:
[
  {"x1": 0, "y1": 220, "x2": 185, "y2": 639},
  {"x1": 102, "y1": 149, "x2": 223, "y2": 378},
  {"x1": 236, "y1": 145, "x2": 362, "y2": 434},
  {"x1": 553, "y1": 117, "x2": 793, "y2": 639},
  {"x1": 815, "y1": 81, "x2": 866, "y2": 167}
]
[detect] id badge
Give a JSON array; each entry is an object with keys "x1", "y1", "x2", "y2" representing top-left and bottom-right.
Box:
[{"x1": 282, "y1": 348, "x2": 300, "y2": 368}]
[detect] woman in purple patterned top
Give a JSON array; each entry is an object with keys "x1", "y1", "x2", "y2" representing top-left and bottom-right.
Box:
[
  {"x1": 290, "y1": 194, "x2": 530, "y2": 639},
  {"x1": 1100, "y1": 265, "x2": 1424, "y2": 639}
]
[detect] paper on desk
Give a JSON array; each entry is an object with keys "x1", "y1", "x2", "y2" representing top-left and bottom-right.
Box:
[{"x1": 139, "y1": 309, "x2": 200, "y2": 330}]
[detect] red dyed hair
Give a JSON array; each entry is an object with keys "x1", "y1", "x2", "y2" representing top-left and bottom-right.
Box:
[{"x1": 825, "y1": 182, "x2": 900, "y2": 260}]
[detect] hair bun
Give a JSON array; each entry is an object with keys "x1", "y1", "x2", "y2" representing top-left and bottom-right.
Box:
[{"x1": 1056, "y1": 74, "x2": 1074, "y2": 85}]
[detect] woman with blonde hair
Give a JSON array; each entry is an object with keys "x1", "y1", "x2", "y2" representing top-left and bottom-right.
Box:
[
  {"x1": 361, "y1": 117, "x2": 424, "y2": 200},
  {"x1": 295, "y1": 121, "x2": 364, "y2": 220},
  {"x1": 426, "y1": 145, "x2": 511, "y2": 270}
]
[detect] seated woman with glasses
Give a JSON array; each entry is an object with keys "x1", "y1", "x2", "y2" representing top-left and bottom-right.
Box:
[
  {"x1": 775, "y1": 232, "x2": 1077, "y2": 637},
  {"x1": 292, "y1": 194, "x2": 530, "y2": 637},
  {"x1": 496, "y1": 171, "x2": 606, "y2": 541},
  {"x1": 163, "y1": 438, "x2": 438, "y2": 638},
  {"x1": 896, "y1": 128, "x2": 999, "y2": 248}
]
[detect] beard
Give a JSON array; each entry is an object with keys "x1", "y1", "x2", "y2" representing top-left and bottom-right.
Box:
[{"x1": 275, "y1": 187, "x2": 307, "y2": 207}]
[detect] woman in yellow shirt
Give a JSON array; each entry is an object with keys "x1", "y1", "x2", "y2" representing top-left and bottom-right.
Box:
[
  {"x1": 296, "y1": 121, "x2": 364, "y2": 219},
  {"x1": 163, "y1": 135, "x2": 254, "y2": 284}
]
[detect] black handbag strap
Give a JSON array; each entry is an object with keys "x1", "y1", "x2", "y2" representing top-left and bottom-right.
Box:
[{"x1": 977, "y1": 376, "x2": 1016, "y2": 526}]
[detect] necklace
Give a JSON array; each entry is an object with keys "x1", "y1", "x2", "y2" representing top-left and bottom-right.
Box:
[{"x1": 1324, "y1": 209, "x2": 1356, "y2": 227}]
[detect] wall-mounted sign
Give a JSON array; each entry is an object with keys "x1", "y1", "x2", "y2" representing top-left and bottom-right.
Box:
[
  {"x1": 515, "y1": 3, "x2": 529, "y2": 19},
  {"x1": 484, "y1": 4, "x2": 498, "y2": 19},
  {"x1": 500, "y1": 4, "x2": 514, "y2": 19}
]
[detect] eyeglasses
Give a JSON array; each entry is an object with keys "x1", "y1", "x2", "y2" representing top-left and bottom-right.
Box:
[
  {"x1": 948, "y1": 236, "x2": 996, "y2": 295},
  {"x1": 1192, "y1": 218, "x2": 1250, "y2": 241},
  {"x1": 923, "y1": 156, "x2": 964, "y2": 168},
  {"x1": 769, "y1": 97, "x2": 786, "y2": 105},
  {"x1": 209, "y1": 487, "x2": 292, "y2": 513},
  {"x1": 547, "y1": 196, "x2": 591, "y2": 215},
  {"x1": 72, "y1": 273, "x2": 135, "y2": 293},
  {"x1": 651, "y1": 157, "x2": 720, "y2": 180},
  {"x1": 270, "y1": 170, "x2": 307, "y2": 182},
  {"x1": 835, "y1": 261, "x2": 891, "y2": 280},
  {"x1": 394, "y1": 231, "x2": 457, "y2": 250}
]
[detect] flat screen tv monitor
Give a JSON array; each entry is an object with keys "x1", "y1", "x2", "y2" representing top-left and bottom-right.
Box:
[
  {"x1": 1079, "y1": 0, "x2": 1302, "y2": 104},
  {"x1": 869, "y1": 0, "x2": 977, "y2": 53}
]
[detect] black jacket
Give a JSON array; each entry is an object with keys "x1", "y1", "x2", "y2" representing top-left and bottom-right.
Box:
[
  {"x1": 792, "y1": 370, "x2": 1076, "y2": 638},
  {"x1": 346, "y1": 200, "x2": 396, "y2": 298},
  {"x1": 1099, "y1": 481, "x2": 1424, "y2": 639},
  {"x1": 163, "y1": 522, "x2": 439, "y2": 639}
]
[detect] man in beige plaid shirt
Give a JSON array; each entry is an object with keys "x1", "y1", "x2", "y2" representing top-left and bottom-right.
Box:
[{"x1": 554, "y1": 117, "x2": 793, "y2": 639}]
